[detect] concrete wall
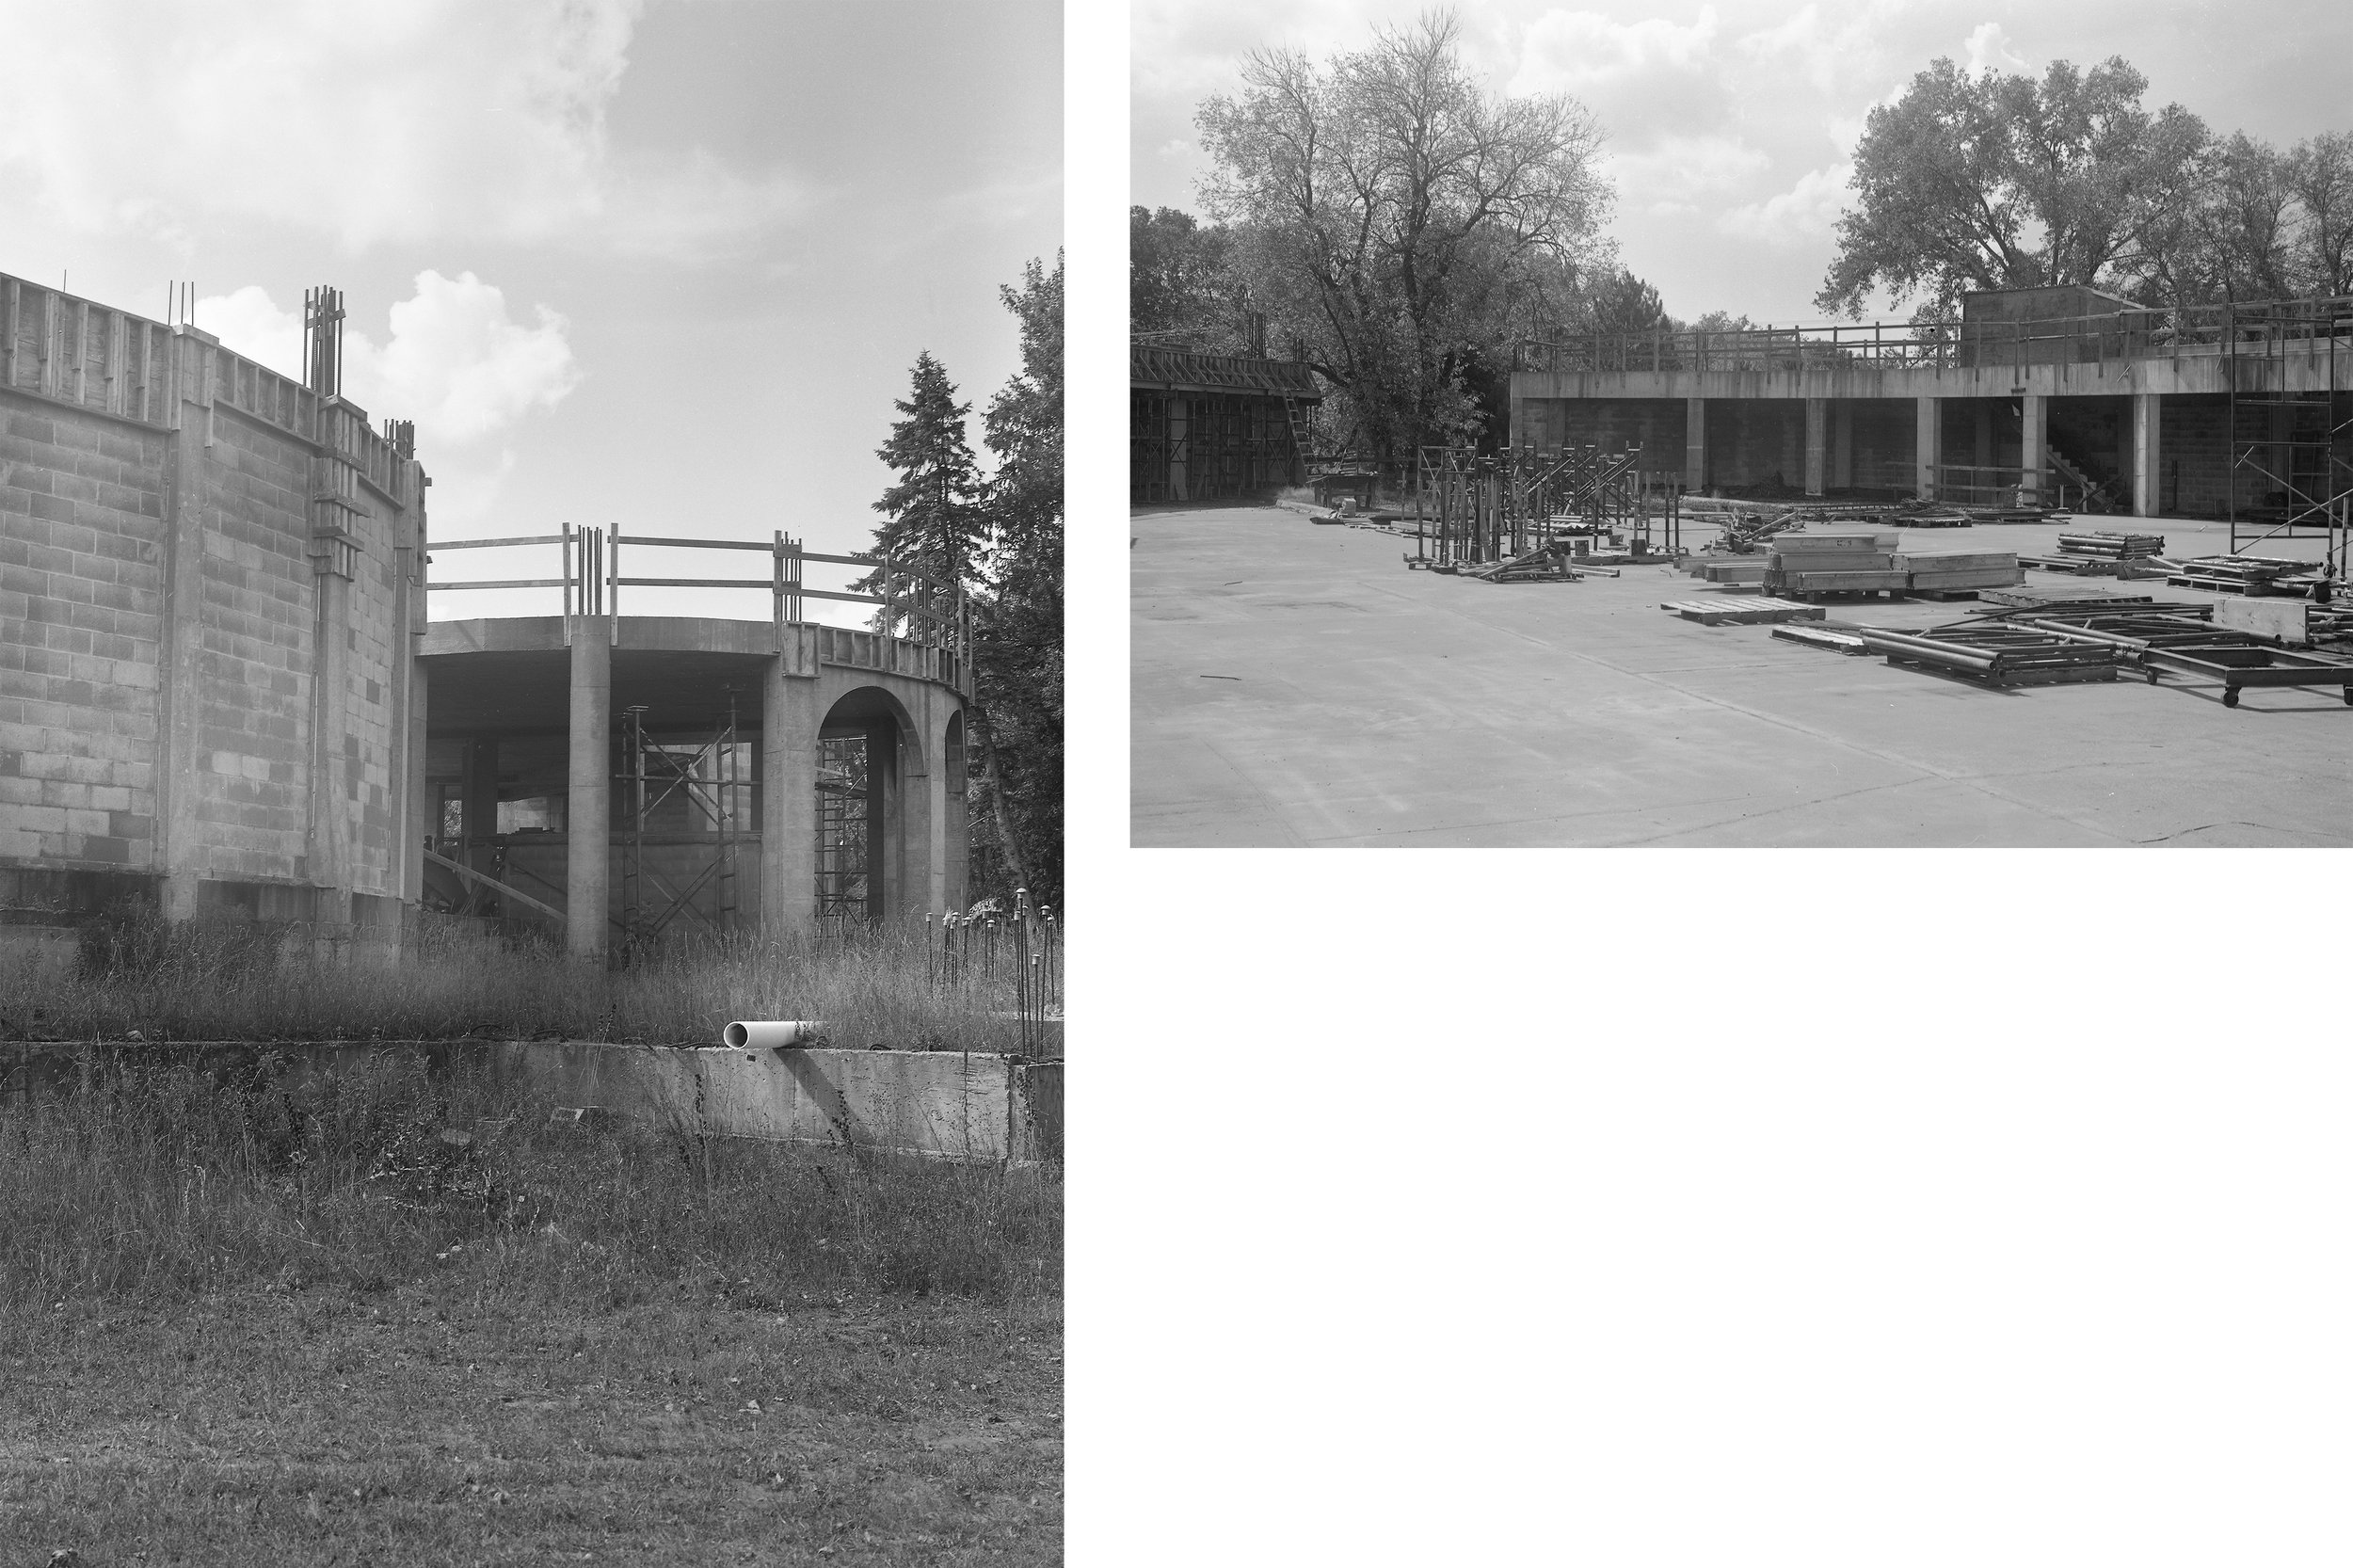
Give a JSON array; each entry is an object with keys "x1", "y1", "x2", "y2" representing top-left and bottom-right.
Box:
[
  {"x1": 0, "y1": 399, "x2": 168, "y2": 867},
  {"x1": 484, "y1": 1042, "x2": 1060, "y2": 1163},
  {"x1": 0, "y1": 273, "x2": 429, "y2": 918}
]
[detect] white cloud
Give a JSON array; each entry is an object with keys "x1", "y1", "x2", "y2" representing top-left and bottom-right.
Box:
[
  {"x1": 200, "y1": 271, "x2": 579, "y2": 529},
  {"x1": 0, "y1": 1, "x2": 797, "y2": 261},
  {"x1": 1607, "y1": 134, "x2": 1773, "y2": 205},
  {"x1": 1510, "y1": 8, "x2": 1720, "y2": 95},
  {"x1": 1963, "y1": 21, "x2": 2030, "y2": 77},
  {"x1": 1717, "y1": 162, "x2": 1853, "y2": 247}
]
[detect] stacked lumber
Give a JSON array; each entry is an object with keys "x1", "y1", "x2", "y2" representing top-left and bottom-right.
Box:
[
  {"x1": 1701, "y1": 560, "x2": 1768, "y2": 585},
  {"x1": 2166, "y1": 555, "x2": 2325, "y2": 595},
  {"x1": 1764, "y1": 529, "x2": 1905, "y2": 594},
  {"x1": 1657, "y1": 597, "x2": 1826, "y2": 627},
  {"x1": 1894, "y1": 549, "x2": 2023, "y2": 597}
]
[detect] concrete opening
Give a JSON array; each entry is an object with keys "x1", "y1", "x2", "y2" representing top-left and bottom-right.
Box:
[{"x1": 816, "y1": 686, "x2": 921, "y2": 926}]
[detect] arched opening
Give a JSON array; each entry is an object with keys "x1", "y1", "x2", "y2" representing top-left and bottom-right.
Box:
[{"x1": 816, "y1": 687, "x2": 920, "y2": 926}]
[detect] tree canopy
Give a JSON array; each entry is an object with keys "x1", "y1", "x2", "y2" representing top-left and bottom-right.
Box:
[
  {"x1": 1820, "y1": 56, "x2": 2352, "y2": 316},
  {"x1": 1817, "y1": 56, "x2": 2208, "y2": 317},
  {"x1": 1194, "y1": 8, "x2": 1611, "y2": 471},
  {"x1": 968, "y1": 255, "x2": 1064, "y2": 910},
  {"x1": 1130, "y1": 206, "x2": 1245, "y2": 347},
  {"x1": 858, "y1": 351, "x2": 984, "y2": 602}
]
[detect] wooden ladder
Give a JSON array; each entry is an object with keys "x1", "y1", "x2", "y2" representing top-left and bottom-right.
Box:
[{"x1": 1281, "y1": 396, "x2": 1312, "y2": 482}]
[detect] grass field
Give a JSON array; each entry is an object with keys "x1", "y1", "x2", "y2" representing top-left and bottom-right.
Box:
[
  {"x1": 2, "y1": 908, "x2": 1059, "y2": 1055},
  {"x1": 0, "y1": 953, "x2": 1064, "y2": 1562}
]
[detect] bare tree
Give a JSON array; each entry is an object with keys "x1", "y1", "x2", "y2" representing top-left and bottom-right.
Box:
[{"x1": 1195, "y1": 8, "x2": 1611, "y2": 472}]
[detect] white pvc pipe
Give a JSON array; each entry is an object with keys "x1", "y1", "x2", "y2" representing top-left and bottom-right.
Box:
[{"x1": 723, "y1": 1020, "x2": 825, "y2": 1050}]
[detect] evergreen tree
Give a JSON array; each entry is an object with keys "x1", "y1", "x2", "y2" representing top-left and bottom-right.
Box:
[
  {"x1": 858, "y1": 351, "x2": 984, "y2": 620},
  {"x1": 967, "y1": 254, "x2": 1064, "y2": 910}
]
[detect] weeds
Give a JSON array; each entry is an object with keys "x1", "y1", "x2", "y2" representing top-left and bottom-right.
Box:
[
  {"x1": 0, "y1": 1048, "x2": 1062, "y2": 1321},
  {"x1": 5, "y1": 916, "x2": 1059, "y2": 1052}
]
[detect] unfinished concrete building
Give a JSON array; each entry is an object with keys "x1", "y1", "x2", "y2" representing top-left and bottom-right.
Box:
[
  {"x1": 1511, "y1": 286, "x2": 2352, "y2": 549},
  {"x1": 1, "y1": 272, "x2": 967, "y2": 959},
  {"x1": 1130, "y1": 342, "x2": 1321, "y2": 505}
]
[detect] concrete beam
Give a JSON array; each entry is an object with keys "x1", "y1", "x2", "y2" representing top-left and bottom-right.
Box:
[
  {"x1": 2132, "y1": 392, "x2": 2162, "y2": 518},
  {"x1": 1684, "y1": 396, "x2": 1706, "y2": 493},
  {"x1": 2020, "y1": 392, "x2": 2048, "y2": 504},
  {"x1": 1915, "y1": 396, "x2": 1942, "y2": 501},
  {"x1": 567, "y1": 616, "x2": 610, "y2": 958},
  {"x1": 1803, "y1": 397, "x2": 1828, "y2": 496}
]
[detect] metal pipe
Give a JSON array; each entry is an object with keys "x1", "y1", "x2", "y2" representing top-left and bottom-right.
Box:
[{"x1": 1854, "y1": 630, "x2": 2005, "y2": 671}]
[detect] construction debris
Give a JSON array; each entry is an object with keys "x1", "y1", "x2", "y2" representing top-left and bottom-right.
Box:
[{"x1": 2166, "y1": 555, "x2": 2327, "y2": 595}]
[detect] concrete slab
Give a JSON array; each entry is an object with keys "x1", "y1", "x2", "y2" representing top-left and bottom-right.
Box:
[{"x1": 1131, "y1": 507, "x2": 2353, "y2": 847}]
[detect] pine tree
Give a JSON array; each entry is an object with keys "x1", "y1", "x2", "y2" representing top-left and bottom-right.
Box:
[
  {"x1": 966, "y1": 255, "x2": 1064, "y2": 909},
  {"x1": 859, "y1": 352, "x2": 984, "y2": 618}
]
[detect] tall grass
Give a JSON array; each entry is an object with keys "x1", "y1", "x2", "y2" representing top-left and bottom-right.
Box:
[
  {"x1": 2, "y1": 910, "x2": 1057, "y2": 1052},
  {"x1": 0, "y1": 1048, "x2": 1061, "y2": 1318}
]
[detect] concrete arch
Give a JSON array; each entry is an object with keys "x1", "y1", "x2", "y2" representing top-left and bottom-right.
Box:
[{"x1": 816, "y1": 684, "x2": 924, "y2": 926}]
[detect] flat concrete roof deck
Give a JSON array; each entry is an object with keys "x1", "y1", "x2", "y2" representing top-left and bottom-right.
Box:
[{"x1": 1131, "y1": 507, "x2": 2352, "y2": 848}]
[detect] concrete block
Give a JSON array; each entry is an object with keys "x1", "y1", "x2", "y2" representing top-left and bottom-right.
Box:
[{"x1": 2216, "y1": 597, "x2": 2308, "y2": 646}]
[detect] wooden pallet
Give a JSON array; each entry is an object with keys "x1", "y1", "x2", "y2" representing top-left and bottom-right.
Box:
[{"x1": 1659, "y1": 597, "x2": 1826, "y2": 627}]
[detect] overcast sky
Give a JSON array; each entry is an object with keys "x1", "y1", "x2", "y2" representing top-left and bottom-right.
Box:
[
  {"x1": 0, "y1": 0, "x2": 1062, "y2": 625},
  {"x1": 1132, "y1": 0, "x2": 2353, "y2": 327}
]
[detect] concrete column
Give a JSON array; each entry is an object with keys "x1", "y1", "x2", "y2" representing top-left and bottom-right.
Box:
[
  {"x1": 1683, "y1": 397, "x2": 1706, "y2": 493},
  {"x1": 1803, "y1": 397, "x2": 1828, "y2": 496},
  {"x1": 462, "y1": 736, "x2": 498, "y2": 875},
  {"x1": 876, "y1": 722, "x2": 902, "y2": 922},
  {"x1": 566, "y1": 616, "x2": 610, "y2": 958},
  {"x1": 2132, "y1": 392, "x2": 2162, "y2": 518},
  {"x1": 898, "y1": 707, "x2": 934, "y2": 927},
  {"x1": 2020, "y1": 393, "x2": 2047, "y2": 504},
  {"x1": 760, "y1": 649, "x2": 817, "y2": 936},
  {"x1": 309, "y1": 569, "x2": 354, "y2": 926},
  {"x1": 1915, "y1": 396, "x2": 1942, "y2": 501},
  {"x1": 405, "y1": 661, "x2": 428, "y2": 908},
  {"x1": 942, "y1": 710, "x2": 968, "y2": 916},
  {"x1": 153, "y1": 372, "x2": 205, "y2": 921},
  {"x1": 1832, "y1": 403, "x2": 1854, "y2": 490}
]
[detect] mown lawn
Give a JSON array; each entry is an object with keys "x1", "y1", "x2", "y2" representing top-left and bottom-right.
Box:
[
  {"x1": 0, "y1": 1041, "x2": 1063, "y2": 1563},
  {"x1": 3, "y1": 1282, "x2": 1061, "y2": 1564}
]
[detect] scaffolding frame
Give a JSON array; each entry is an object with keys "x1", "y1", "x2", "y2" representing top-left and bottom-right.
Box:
[
  {"x1": 2227, "y1": 299, "x2": 2353, "y2": 576},
  {"x1": 616, "y1": 695, "x2": 751, "y2": 952}
]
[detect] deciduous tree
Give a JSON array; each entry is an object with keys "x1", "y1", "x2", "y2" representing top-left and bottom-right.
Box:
[
  {"x1": 1195, "y1": 8, "x2": 1610, "y2": 472},
  {"x1": 1817, "y1": 56, "x2": 2208, "y2": 317}
]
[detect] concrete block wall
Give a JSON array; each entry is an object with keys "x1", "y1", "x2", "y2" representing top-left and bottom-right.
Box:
[
  {"x1": 0, "y1": 402, "x2": 168, "y2": 867},
  {"x1": 192, "y1": 406, "x2": 318, "y2": 882},
  {"x1": 0, "y1": 271, "x2": 427, "y2": 920}
]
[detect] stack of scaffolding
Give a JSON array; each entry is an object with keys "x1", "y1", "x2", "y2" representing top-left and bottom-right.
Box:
[
  {"x1": 2057, "y1": 530, "x2": 2165, "y2": 562},
  {"x1": 2168, "y1": 555, "x2": 2327, "y2": 595}
]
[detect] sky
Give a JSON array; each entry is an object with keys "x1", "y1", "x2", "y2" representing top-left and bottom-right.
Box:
[
  {"x1": 0, "y1": 0, "x2": 1062, "y2": 626},
  {"x1": 1130, "y1": 0, "x2": 2353, "y2": 328}
]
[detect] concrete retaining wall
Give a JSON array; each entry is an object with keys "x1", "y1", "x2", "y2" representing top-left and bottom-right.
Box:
[{"x1": 484, "y1": 1042, "x2": 1060, "y2": 1163}]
